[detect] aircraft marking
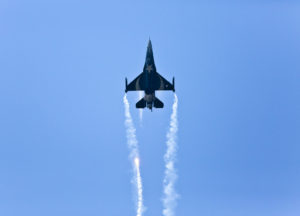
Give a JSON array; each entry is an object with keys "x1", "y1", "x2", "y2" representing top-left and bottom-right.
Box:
[{"x1": 146, "y1": 65, "x2": 153, "y2": 73}]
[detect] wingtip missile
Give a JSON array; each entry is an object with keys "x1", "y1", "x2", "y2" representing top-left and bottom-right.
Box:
[{"x1": 173, "y1": 77, "x2": 175, "y2": 92}]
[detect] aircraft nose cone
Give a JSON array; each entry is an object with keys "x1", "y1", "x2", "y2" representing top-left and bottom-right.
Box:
[{"x1": 148, "y1": 39, "x2": 152, "y2": 48}]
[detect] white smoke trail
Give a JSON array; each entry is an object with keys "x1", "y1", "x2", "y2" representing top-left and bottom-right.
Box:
[
  {"x1": 138, "y1": 91, "x2": 143, "y2": 122},
  {"x1": 163, "y1": 94, "x2": 179, "y2": 216},
  {"x1": 135, "y1": 158, "x2": 143, "y2": 216},
  {"x1": 123, "y1": 94, "x2": 144, "y2": 216}
]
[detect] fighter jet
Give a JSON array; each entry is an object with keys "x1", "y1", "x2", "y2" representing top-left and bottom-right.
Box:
[{"x1": 125, "y1": 40, "x2": 175, "y2": 110}]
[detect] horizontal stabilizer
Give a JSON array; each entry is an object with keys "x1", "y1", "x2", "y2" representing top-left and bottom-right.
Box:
[
  {"x1": 154, "y1": 97, "x2": 164, "y2": 108},
  {"x1": 136, "y1": 98, "x2": 146, "y2": 109}
]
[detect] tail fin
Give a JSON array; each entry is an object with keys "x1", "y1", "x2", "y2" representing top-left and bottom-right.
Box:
[
  {"x1": 154, "y1": 97, "x2": 164, "y2": 108},
  {"x1": 136, "y1": 98, "x2": 146, "y2": 109}
]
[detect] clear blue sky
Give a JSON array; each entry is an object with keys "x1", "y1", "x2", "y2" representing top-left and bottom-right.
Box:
[{"x1": 0, "y1": 1, "x2": 299, "y2": 216}]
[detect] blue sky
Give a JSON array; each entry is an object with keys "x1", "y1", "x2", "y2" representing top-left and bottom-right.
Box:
[{"x1": 0, "y1": 1, "x2": 299, "y2": 216}]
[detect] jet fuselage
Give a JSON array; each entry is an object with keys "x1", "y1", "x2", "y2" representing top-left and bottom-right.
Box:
[{"x1": 125, "y1": 40, "x2": 175, "y2": 110}]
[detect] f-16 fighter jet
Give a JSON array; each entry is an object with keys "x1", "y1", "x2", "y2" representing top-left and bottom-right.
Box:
[{"x1": 125, "y1": 40, "x2": 175, "y2": 110}]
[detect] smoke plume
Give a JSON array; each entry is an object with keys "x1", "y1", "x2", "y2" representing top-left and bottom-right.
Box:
[
  {"x1": 162, "y1": 94, "x2": 179, "y2": 216},
  {"x1": 123, "y1": 94, "x2": 144, "y2": 216}
]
